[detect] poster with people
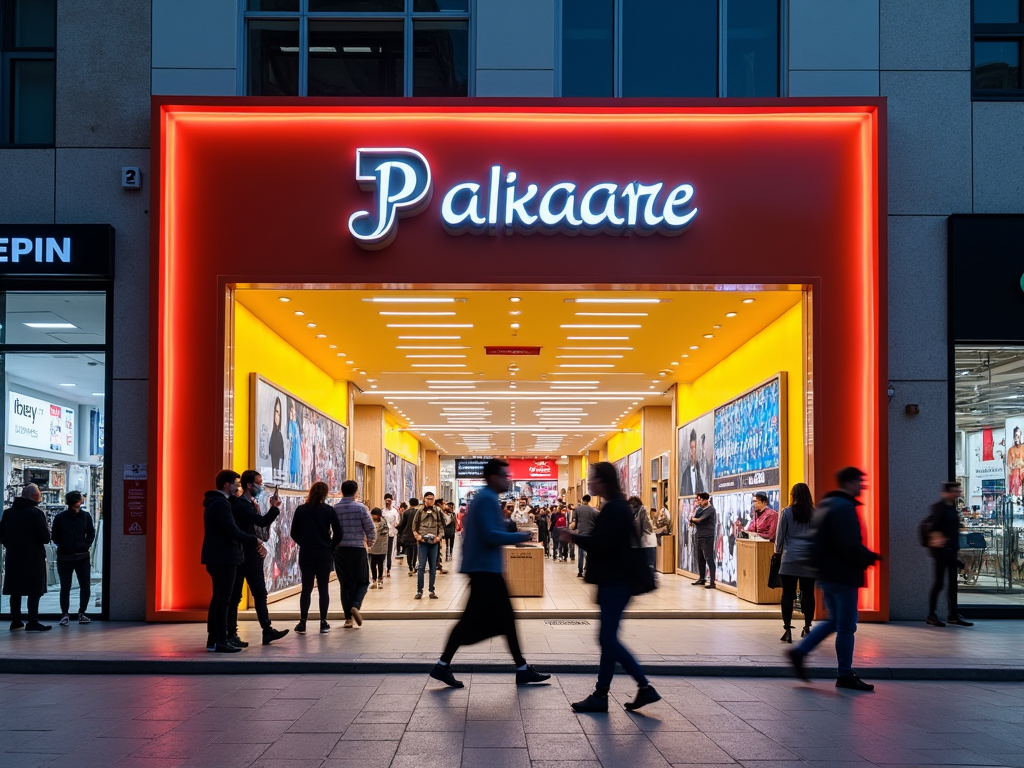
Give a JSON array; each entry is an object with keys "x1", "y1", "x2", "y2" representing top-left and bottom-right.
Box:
[
  {"x1": 714, "y1": 376, "x2": 782, "y2": 482},
  {"x1": 1005, "y1": 417, "x2": 1024, "y2": 501},
  {"x1": 258, "y1": 490, "x2": 338, "y2": 598},
  {"x1": 677, "y1": 497, "x2": 698, "y2": 573},
  {"x1": 613, "y1": 455, "x2": 629, "y2": 496},
  {"x1": 252, "y1": 374, "x2": 347, "y2": 494},
  {"x1": 712, "y1": 489, "x2": 781, "y2": 587},
  {"x1": 677, "y1": 411, "x2": 715, "y2": 497},
  {"x1": 384, "y1": 450, "x2": 400, "y2": 501},
  {"x1": 627, "y1": 450, "x2": 643, "y2": 499},
  {"x1": 967, "y1": 428, "x2": 1006, "y2": 512},
  {"x1": 401, "y1": 458, "x2": 417, "y2": 505}
]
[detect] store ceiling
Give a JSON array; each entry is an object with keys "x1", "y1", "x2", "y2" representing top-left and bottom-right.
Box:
[
  {"x1": 4, "y1": 292, "x2": 106, "y2": 345},
  {"x1": 5, "y1": 353, "x2": 106, "y2": 406},
  {"x1": 955, "y1": 347, "x2": 1024, "y2": 433},
  {"x1": 235, "y1": 288, "x2": 802, "y2": 456}
]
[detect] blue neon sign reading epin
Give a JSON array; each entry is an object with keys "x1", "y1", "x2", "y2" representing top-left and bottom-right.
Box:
[{"x1": 348, "y1": 148, "x2": 697, "y2": 250}]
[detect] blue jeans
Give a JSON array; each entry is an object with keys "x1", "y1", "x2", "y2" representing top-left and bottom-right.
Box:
[
  {"x1": 417, "y1": 542, "x2": 439, "y2": 593},
  {"x1": 793, "y1": 581, "x2": 858, "y2": 677},
  {"x1": 596, "y1": 582, "x2": 649, "y2": 691}
]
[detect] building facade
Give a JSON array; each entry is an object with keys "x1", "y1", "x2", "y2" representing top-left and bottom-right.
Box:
[{"x1": 0, "y1": 1, "x2": 1019, "y2": 620}]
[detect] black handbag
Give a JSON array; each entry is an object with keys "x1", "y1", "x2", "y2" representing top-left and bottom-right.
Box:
[
  {"x1": 768, "y1": 552, "x2": 783, "y2": 589},
  {"x1": 627, "y1": 525, "x2": 657, "y2": 596}
]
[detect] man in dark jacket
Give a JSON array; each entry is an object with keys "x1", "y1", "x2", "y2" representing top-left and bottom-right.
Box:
[
  {"x1": 689, "y1": 492, "x2": 717, "y2": 588},
  {"x1": 0, "y1": 484, "x2": 52, "y2": 631},
  {"x1": 51, "y1": 491, "x2": 96, "y2": 625},
  {"x1": 228, "y1": 470, "x2": 289, "y2": 647},
  {"x1": 201, "y1": 470, "x2": 257, "y2": 653},
  {"x1": 573, "y1": 495, "x2": 598, "y2": 577},
  {"x1": 786, "y1": 467, "x2": 880, "y2": 691},
  {"x1": 397, "y1": 498, "x2": 419, "y2": 575},
  {"x1": 925, "y1": 482, "x2": 973, "y2": 627}
]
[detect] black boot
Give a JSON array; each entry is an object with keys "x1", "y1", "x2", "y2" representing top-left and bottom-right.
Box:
[
  {"x1": 571, "y1": 690, "x2": 609, "y2": 713},
  {"x1": 780, "y1": 626, "x2": 793, "y2": 643},
  {"x1": 801, "y1": 624, "x2": 811, "y2": 638},
  {"x1": 624, "y1": 685, "x2": 661, "y2": 711}
]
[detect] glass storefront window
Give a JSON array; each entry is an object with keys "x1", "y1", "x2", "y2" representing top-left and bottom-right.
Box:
[
  {"x1": 2, "y1": 291, "x2": 106, "y2": 345},
  {"x1": 954, "y1": 345, "x2": 1024, "y2": 605}
]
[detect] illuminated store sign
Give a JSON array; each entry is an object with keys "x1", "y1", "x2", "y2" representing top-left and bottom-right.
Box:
[
  {"x1": 0, "y1": 224, "x2": 114, "y2": 277},
  {"x1": 348, "y1": 148, "x2": 697, "y2": 250},
  {"x1": 8, "y1": 391, "x2": 76, "y2": 456}
]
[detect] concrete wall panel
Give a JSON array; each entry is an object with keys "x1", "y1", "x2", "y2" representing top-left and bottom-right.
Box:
[
  {"x1": 152, "y1": 68, "x2": 237, "y2": 96},
  {"x1": 789, "y1": 0, "x2": 879, "y2": 71},
  {"x1": 476, "y1": 0, "x2": 554, "y2": 70},
  {"x1": 0, "y1": 150, "x2": 55, "y2": 223},
  {"x1": 973, "y1": 102, "x2": 1024, "y2": 214},
  {"x1": 880, "y1": 0, "x2": 969, "y2": 72},
  {"x1": 476, "y1": 69, "x2": 554, "y2": 97},
  {"x1": 788, "y1": 70, "x2": 879, "y2": 97},
  {"x1": 152, "y1": 0, "x2": 238, "y2": 70}
]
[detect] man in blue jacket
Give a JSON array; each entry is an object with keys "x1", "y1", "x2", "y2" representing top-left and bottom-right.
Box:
[{"x1": 429, "y1": 458, "x2": 550, "y2": 688}]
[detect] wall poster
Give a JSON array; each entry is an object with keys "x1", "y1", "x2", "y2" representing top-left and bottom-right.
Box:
[
  {"x1": 401, "y1": 458, "x2": 417, "y2": 505},
  {"x1": 384, "y1": 450, "x2": 400, "y2": 501},
  {"x1": 251, "y1": 374, "x2": 347, "y2": 494},
  {"x1": 627, "y1": 450, "x2": 642, "y2": 499},
  {"x1": 678, "y1": 412, "x2": 715, "y2": 496}
]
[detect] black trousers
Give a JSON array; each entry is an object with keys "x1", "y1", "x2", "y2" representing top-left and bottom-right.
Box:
[
  {"x1": 369, "y1": 553, "x2": 386, "y2": 581},
  {"x1": 695, "y1": 536, "x2": 716, "y2": 582},
  {"x1": 404, "y1": 541, "x2": 418, "y2": 572},
  {"x1": 57, "y1": 557, "x2": 91, "y2": 615},
  {"x1": 334, "y1": 546, "x2": 370, "y2": 619},
  {"x1": 298, "y1": 557, "x2": 332, "y2": 622},
  {"x1": 386, "y1": 537, "x2": 395, "y2": 572},
  {"x1": 206, "y1": 563, "x2": 237, "y2": 643},
  {"x1": 441, "y1": 572, "x2": 525, "y2": 667},
  {"x1": 444, "y1": 533, "x2": 455, "y2": 560},
  {"x1": 229, "y1": 552, "x2": 271, "y2": 633},
  {"x1": 780, "y1": 574, "x2": 816, "y2": 627},
  {"x1": 8, "y1": 594, "x2": 41, "y2": 622},
  {"x1": 929, "y1": 551, "x2": 959, "y2": 617}
]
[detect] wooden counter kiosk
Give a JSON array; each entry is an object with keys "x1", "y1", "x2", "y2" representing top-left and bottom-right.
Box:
[
  {"x1": 504, "y1": 545, "x2": 544, "y2": 597},
  {"x1": 736, "y1": 538, "x2": 782, "y2": 604}
]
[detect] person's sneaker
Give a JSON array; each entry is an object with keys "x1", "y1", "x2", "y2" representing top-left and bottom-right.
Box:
[
  {"x1": 25, "y1": 621, "x2": 52, "y2": 632},
  {"x1": 294, "y1": 620, "x2": 307, "y2": 634},
  {"x1": 515, "y1": 666, "x2": 551, "y2": 685},
  {"x1": 571, "y1": 692, "x2": 609, "y2": 713},
  {"x1": 947, "y1": 615, "x2": 975, "y2": 627},
  {"x1": 705, "y1": 582, "x2": 716, "y2": 589},
  {"x1": 320, "y1": 620, "x2": 331, "y2": 633},
  {"x1": 206, "y1": 638, "x2": 217, "y2": 652},
  {"x1": 415, "y1": 592, "x2": 423, "y2": 600},
  {"x1": 925, "y1": 615, "x2": 946, "y2": 627},
  {"x1": 386, "y1": 571, "x2": 391, "y2": 578},
  {"x1": 262, "y1": 627, "x2": 290, "y2": 645},
  {"x1": 343, "y1": 618, "x2": 354, "y2": 629},
  {"x1": 429, "y1": 591, "x2": 438, "y2": 600},
  {"x1": 409, "y1": 571, "x2": 416, "y2": 577},
  {"x1": 691, "y1": 579, "x2": 706, "y2": 586},
  {"x1": 59, "y1": 615, "x2": 70, "y2": 626},
  {"x1": 835, "y1": 674, "x2": 874, "y2": 692},
  {"x1": 624, "y1": 685, "x2": 662, "y2": 711},
  {"x1": 77, "y1": 613, "x2": 91, "y2": 624},
  {"x1": 351, "y1": 607, "x2": 363, "y2": 626},
  {"x1": 227, "y1": 634, "x2": 248, "y2": 648},
  {"x1": 213, "y1": 642, "x2": 241, "y2": 653},
  {"x1": 9, "y1": 620, "x2": 24, "y2": 630},
  {"x1": 368, "y1": 582, "x2": 376, "y2": 590},
  {"x1": 429, "y1": 663, "x2": 465, "y2": 688},
  {"x1": 786, "y1": 648, "x2": 810, "y2": 682}
]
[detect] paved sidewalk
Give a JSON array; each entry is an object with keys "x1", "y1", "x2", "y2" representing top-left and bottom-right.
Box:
[
  {"x1": 2, "y1": 672, "x2": 1024, "y2": 768},
  {"x1": 1, "y1": 618, "x2": 1022, "y2": 680}
]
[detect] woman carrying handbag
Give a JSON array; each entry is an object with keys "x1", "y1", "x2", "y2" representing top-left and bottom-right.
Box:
[{"x1": 774, "y1": 483, "x2": 817, "y2": 643}]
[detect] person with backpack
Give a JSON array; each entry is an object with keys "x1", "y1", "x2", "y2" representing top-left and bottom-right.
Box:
[
  {"x1": 774, "y1": 483, "x2": 817, "y2": 643},
  {"x1": 923, "y1": 481, "x2": 973, "y2": 628},
  {"x1": 785, "y1": 467, "x2": 880, "y2": 692}
]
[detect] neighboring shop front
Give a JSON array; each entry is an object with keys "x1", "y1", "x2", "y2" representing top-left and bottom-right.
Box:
[{"x1": 0, "y1": 225, "x2": 113, "y2": 619}]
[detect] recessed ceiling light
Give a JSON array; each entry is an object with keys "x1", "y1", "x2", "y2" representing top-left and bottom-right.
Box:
[
  {"x1": 743, "y1": 298, "x2": 755, "y2": 304},
  {"x1": 371, "y1": 385, "x2": 378, "y2": 389},
  {"x1": 561, "y1": 324, "x2": 641, "y2": 329},
  {"x1": 346, "y1": 361, "x2": 355, "y2": 364},
  {"x1": 23, "y1": 322, "x2": 75, "y2": 329},
  {"x1": 670, "y1": 362, "x2": 679, "y2": 366},
  {"x1": 681, "y1": 354, "x2": 689, "y2": 358},
  {"x1": 294, "y1": 311, "x2": 304, "y2": 316},
  {"x1": 509, "y1": 311, "x2": 521, "y2": 316},
  {"x1": 570, "y1": 298, "x2": 662, "y2": 304},
  {"x1": 329, "y1": 344, "x2": 337, "y2": 349},
  {"x1": 703, "y1": 334, "x2": 714, "y2": 339},
  {"x1": 316, "y1": 334, "x2": 326, "y2": 338},
  {"x1": 726, "y1": 312, "x2": 737, "y2": 318},
  {"x1": 398, "y1": 336, "x2": 462, "y2": 340},
  {"x1": 690, "y1": 345, "x2": 699, "y2": 350},
  {"x1": 367, "y1": 297, "x2": 455, "y2": 303},
  {"x1": 386, "y1": 324, "x2": 473, "y2": 328},
  {"x1": 279, "y1": 297, "x2": 290, "y2": 302},
  {"x1": 307, "y1": 323, "x2": 316, "y2": 328},
  {"x1": 658, "y1": 372, "x2": 667, "y2": 377},
  {"x1": 652, "y1": 380, "x2": 660, "y2": 384},
  {"x1": 379, "y1": 311, "x2": 456, "y2": 316},
  {"x1": 510, "y1": 323, "x2": 520, "y2": 329},
  {"x1": 713, "y1": 325, "x2": 721, "y2": 329},
  {"x1": 59, "y1": 382, "x2": 76, "y2": 387},
  {"x1": 509, "y1": 297, "x2": 521, "y2": 303}
]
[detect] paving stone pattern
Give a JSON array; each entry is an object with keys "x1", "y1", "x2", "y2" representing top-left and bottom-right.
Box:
[{"x1": 2, "y1": 672, "x2": 1023, "y2": 767}]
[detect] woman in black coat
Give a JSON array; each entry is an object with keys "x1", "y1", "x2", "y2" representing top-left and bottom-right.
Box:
[
  {"x1": 289, "y1": 481, "x2": 342, "y2": 633},
  {"x1": 0, "y1": 485, "x2": 52, "y2": 630},
  {"x1": 563, "y1": 462, "x2": 660, "y2": 713}
]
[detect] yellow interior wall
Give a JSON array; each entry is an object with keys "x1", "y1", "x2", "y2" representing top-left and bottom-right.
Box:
[
  {"x1": 384, "y1": 410, "x2": 421, "y2": 465},
  {"x1": 233, "y1": 302, "x2": 349, "y2": 472},
  {"x1": 676, "y1": 301, "x2": 805, "y2": 486},
  {"x1": 606, "y1": 412, "x2": 643, "y2": 462}
]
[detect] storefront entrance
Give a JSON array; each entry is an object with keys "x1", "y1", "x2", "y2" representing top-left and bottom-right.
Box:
[{"x1": 149, "y1": 99, "x2": 887, "y2": 621}]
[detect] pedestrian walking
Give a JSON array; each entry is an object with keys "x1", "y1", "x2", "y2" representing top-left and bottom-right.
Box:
[
  {"x1": 689, "y1": 492, "x2": 717, "y2": 588},
  {"x1": 381, "y1": 493, "x2": 400, "y2": 577},
  {"x1": 573, "y1": 495, "x2": 598, "y2": 577},
  {"x1": 924, "y1": 481, "x2": 974, "y2": 627},
  {"x1": 563, "y1": 462, "x2": 661, "y2": 713},
  {"x1": 550, "y1": 507, "x2": 567, "y2": 560},
  {"x1": 429, "y1": 459, "x2": 550, "y2": 689},
  {"x1": 443, "y1": 502, "x2": 457, "y2": 562},
  {"x1": 786, "y1": 467, "x2": 880, "y2": 691},
  {"x1": 0, "y1": 484, "x2": 52, "y2": 631},
  {"x1": 535, "y1": 506, "x2": 550, "y2": 557},
  {"x1": 290, "y1": 481, "x2": 342, "y2": 634},
  {"x1": 227, "y1": 470, "x2": 289, "y2": 646},
  {"x1": 201, "y1": 470, "x2": 257, "y2": 653},
  {"x1": 51, "y1": 491, "x2": 95, "y2": 626},
  {"x1": 368, "y1": 508, "x2": 389, "y2": 588},
  {"x1": 398, "y1": 498, "x2": 419, "y2": 575},
  {"x1": 413, "y1": 492, "x2": 444, "y2": 599},
  {"x1": 333, "y1": 480, "x2": 375, "y2": 628},
  {"x1": 775, "y1": 482, "x2": 817, "y2": 643}
]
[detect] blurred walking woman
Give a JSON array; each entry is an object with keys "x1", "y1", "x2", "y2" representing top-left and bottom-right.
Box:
[
  {"x1": 564, "y1": 462, "x2": 661, "y2": 713},
  {"x1": 289, "y1": 482, "x2": 342, "y2": 634},
  {"x1": 775, "y1": 482, "x2": 817, "y2": 643}
]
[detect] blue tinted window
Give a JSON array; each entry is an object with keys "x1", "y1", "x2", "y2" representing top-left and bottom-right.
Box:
[
  {"x1": 622, "y1": 0, "x2": 717, "y2": 97},
  {"x1": 975, "y1": 0, "x2": 1020, "y2": 23},
  {"x1": 561, "y1": 0, "x2": 614, "y2": 97},
  {"x1": 727, "y1": 0, "x2": 778, "y2": 96}
]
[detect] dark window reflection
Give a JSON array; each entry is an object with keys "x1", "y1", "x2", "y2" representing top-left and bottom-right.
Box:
[
  {"x1": 622, "y1": 0, "x2": 717, "y2": 97},
  {"x1": 561, "y1": 0, "x2": 614, "y2": 97},
  {"x1": 975, "y1": 0, "x2": 1020, "y2": 24},
  {"x1": 247, "y1": 20, "x2": 299, "y2": 96},
  {"x1": 11, "y1": 0, "x2": 56, "y2": 49},
  {"x1": 307, "y1": 21, "x2": 404, "y2": 96},
  {"x1": 246, "y1": 0, "x2": 299, "y2": 11},
  {"x1": 414, "y1": 0, "x2": 469, "y2": 10},
  {"x1": 413, "y1": 20, "x2": 468, "y2": 96},
  {"x1": 975, "y1": 40, "x2": 1021, "y2": 89},
  {"x1": 309, "y1": 0, "x2": 404, "y2": 11},
  {"x1": 727, "y1": 0, "x2": 778, "y2": 97},
  {"x1": 12, "y1": 59, "x2": 55, "y2": 144}
]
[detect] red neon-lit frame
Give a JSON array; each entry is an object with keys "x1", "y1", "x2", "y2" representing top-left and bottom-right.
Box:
[{"x1": 148, "y1": 98, "x2": 887, "y2": 621}]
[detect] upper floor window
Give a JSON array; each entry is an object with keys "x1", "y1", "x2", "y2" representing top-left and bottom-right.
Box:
[
  {"x1": 560, "y1": 0, "x2": 780, "y2": 98},
  {"x1": 244, "y1": 0, "x2": 470, "y2": 97},
  {"x1": 973, "y1": 0, "x2": 1024, "y2": 98},
  {"x1": 0, "y1": 0, "x2": 56, "y2": 145}
]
